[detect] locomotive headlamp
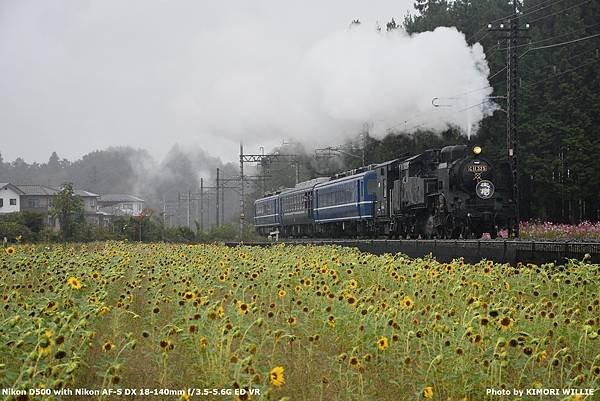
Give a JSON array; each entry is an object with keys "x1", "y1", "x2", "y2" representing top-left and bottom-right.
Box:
[{"x1": 473, "y1": 146, "x2": 482, "y2": 155}]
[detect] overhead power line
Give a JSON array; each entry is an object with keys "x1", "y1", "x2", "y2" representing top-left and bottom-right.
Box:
[
  {"x1": 497, "y1": 22, "x2": 600, "y2": 50},
  {"x1": 524, "y1": 32, "x2": 600, "y2": 51},
  {"x1": 521, "y1": 46, "x2": 600, "y2": 75},
  {"x1": 490, "y1": 0, "x2": 589, "y2": 24},
  {"x1": 527, "y1": 0, "x2": 592, "y2": 23},
  {"x1": 462, "y1": 0, "x2": 567, "y2": 42},
  {"x1": 522, "y1": 57, "x2": 600, "y2": 88}
]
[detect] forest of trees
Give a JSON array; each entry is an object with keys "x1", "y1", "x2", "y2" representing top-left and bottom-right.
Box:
[{"x1": 252, "y1": 0, "x2": 600, "y2": 224}]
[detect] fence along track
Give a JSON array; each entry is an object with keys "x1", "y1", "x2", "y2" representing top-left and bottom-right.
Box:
[{"x1": 224, "y1": 239, "x2": 600, "y2": 265}]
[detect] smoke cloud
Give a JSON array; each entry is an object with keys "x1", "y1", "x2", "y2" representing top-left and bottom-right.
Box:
[
  {"x1": 0, "y1": 1, "x2": 493, "y2": 164},
  {"x1": 188, "y1": 24, "x2": 494, "y2": 144}
]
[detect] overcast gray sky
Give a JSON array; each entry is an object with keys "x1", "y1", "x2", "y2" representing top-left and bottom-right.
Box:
[{"x1": 0, "y1": 0, "x2": 494, "y2": 165}]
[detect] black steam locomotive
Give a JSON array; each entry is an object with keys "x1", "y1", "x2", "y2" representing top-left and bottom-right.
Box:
[{"x1": 254, "y1": 145, "x2": 516, "y2": 239}]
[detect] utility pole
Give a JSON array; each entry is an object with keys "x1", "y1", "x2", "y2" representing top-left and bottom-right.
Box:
[
  {"x1": 162, "y1": 197, "x2": 166, "y2": 227},
  {"x1": 240, "y1": 143, "x2": 245, "y2": 240},
  {"x1": 361, "y1": 122, "x2": 370, "y2": 167},
  {"x1": 488, "y1": 1, "x2": 529, "y2": 238},
  {"x1": 200, "y1": 178, "x2": 204, "y2": 232},
  {"x1": 362, "y1": 134, "x2": 366, "y2": 167},
  {"x1": 221, "y1": 180, "x2": 225, "y2": 224},
  {"x1": 216, "y1": 168, "x2": 220, "y2": 227},
  {"x1": 187, "y1": 190, "x2": 191, "y2": 229},
  {"x1": 177, "y1": 192, "x2": 181, "y2": 226}
]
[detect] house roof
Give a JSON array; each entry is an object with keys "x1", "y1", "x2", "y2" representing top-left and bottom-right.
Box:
[
  {"x1": 99, "y1": 194, "x2": 145, "y2": 203},
  {"x1": 6, "y1": 184, "x2": 98, "y2": 197},
  {"x1": 0, "y1": 183, "x2": 26, "y2": 195},
  {"x1": 15, "y1": 184, "x2": 60, "y2": 196},
  {"x1": 74, "y1": 189, "x2": 100, "y2": 197}
]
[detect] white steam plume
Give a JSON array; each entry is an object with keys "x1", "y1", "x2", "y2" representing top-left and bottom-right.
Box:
[{"x1": 180, "y1": 25, "x2": 494, "y2": 146}]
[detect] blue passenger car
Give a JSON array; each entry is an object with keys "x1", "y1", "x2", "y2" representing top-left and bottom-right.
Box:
[
  {"x1": 253, "y1": 195, "x2": 279, "y2": 235},
  {"x1": 313, "y1": 170, "x2": 377, "y2": 227},
  {"x1": 278, "y1": 177, "x2": 329, "y2": 236}
]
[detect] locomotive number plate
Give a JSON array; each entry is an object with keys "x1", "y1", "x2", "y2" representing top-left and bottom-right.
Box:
[{"x1": 467, "y1": 165, "x2": 488, "y2": 172}]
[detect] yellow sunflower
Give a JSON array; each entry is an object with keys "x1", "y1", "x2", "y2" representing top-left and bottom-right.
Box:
[
  {"x1": 67, "y1": 277, "x2": 82, "y2": 289},
  {"x1": 498, "y1": 316, "x2": 514, "y2": 331},
  {"x1": 4, "y1": 246, "x2": 16, "y2": 255},
  {"x1": 376, "y1": 336, "x2": 389, "y2": 351},
  {"x1": 45, "y1": 300, "x2": 59, "y2": 311},
  {"x1": 401, "y1": 296, "x2": 415, "y2": 309},
  {"x1": 160, "y1": 339, "x2": 174, "y2": 351},
  {"x1": 349, "y1": 356, "x2": 361, "y2": 369},
  {"x1": 238, "y1": 302, "x2": 249, "y2": 315},
  {"x1": 269, "y1": 366, "x2": 285, "y2": 387},
  {"x1": 102, "y1": 341, "x2": 115, "y2": 352}
]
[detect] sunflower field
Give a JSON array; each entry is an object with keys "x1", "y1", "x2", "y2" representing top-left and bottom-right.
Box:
[{"x1": 0, "y1": 242, "x2": 598, "y2": 401}]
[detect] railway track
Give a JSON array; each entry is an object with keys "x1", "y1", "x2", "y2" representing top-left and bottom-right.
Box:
[{"x1": 225, "y1": 238, "x2": 600, "y2": 265}]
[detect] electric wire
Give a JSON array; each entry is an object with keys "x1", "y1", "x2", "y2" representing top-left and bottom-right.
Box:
[
  {"x1": 523, "y1": 32, "x2": 600, "y2": 51},
  {"x1": 496, "y1": 21, "x2": 600, "y2": 50},
  {"x1": 527, "y1": 0, "x2": 592, "y2": 24},
  {"x1": 521, "y1": 46, "x2": 599, "y2": 76},
  {"x1": 521, "y1": 57, "x2": 600, "y2": 88},
  {"x1": 488, "y1": 0, "x2": 570, "y2": 23}
]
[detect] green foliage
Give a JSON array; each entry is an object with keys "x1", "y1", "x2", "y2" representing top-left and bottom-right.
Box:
[
  {"x1": 113, "y1": 215, "x2": 163, "y2": 242},
  {"x1": 0, "y1": 211, "x2": 45, "y2": 242},
  {"x1": 19, "y1": 210, "x2": 45, "y2": 236},
  {"x1": 165, "y1": 226, "x2": 196, "y2": 243},
  {"x1": 198, "y1": 224, "x2": 238, "y2": 242},
  {"x1": 49, "y1": 183, "x2": 85, "y2": 241},
  {"x1": 0, "y1": 220, "x2": 32, "y2": 242}
]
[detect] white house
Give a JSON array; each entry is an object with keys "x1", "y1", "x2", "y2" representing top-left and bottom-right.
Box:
[
  {"x1": 98, "y1": 194, "x2": 145, "y2": 217},
  {"x1": 0, "y1": 183, "x2": 101, "y2": 227},
  {"x1": 0, "y1": 183, "x2": 24, "y2": 214}
]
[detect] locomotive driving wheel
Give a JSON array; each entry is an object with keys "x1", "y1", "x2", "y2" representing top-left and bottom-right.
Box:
[
  {"x1": 441, "y1": 214, "x2": 455, "y2": 239},
  {"x1": 422, "y1": 215, "x2": 435, "y2": 239}
]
